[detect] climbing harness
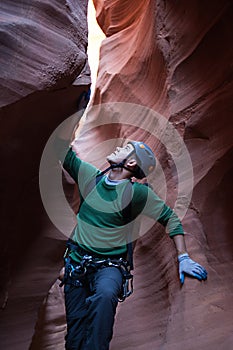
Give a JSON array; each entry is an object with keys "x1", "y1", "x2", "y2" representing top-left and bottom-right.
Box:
[{"x1": 60, "y1": 240, "x2": 133, "y2": 302}]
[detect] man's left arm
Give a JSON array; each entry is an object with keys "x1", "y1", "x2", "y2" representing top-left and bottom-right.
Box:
[
  {"x1": 143, "y1": 189, "x2": 208, "y2": 285},
  {"x1": 158, "y1": 207, "x2": 207, "y2": 285},
  {"x1": 172, "y1": 234, "x2": 208, "y2": 285}
]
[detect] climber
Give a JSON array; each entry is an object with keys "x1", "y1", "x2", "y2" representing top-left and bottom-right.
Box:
[{"x1": 56, "y1": 106, "x2": 207, "y2": 350}]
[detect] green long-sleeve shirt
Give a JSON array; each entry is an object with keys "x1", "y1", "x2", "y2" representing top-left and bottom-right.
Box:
[{"x1": 62, "y1": 147, "x2": 184, "y2": 262}]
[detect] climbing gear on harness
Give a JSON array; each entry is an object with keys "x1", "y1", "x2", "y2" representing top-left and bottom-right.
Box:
[
  {"x1": 118, "y1": 264, "x2": 134, "y2": 302},
  {"x1": 60, "y1": 241, "x2": 133, "y2": 302}
]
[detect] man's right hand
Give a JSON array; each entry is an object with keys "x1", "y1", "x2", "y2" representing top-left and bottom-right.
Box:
[{"x1": 58, "y1": 266, "x2": 65, "y2": 281}]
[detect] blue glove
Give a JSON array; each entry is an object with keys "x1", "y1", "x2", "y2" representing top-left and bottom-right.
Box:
[{"x1": 178, "y1": 253, "x2": 208, "y2": 284}]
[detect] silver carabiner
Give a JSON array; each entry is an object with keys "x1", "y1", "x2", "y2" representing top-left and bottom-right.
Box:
[{"x1": 69, "y1": 265, "x2": 87, "y2": 278}]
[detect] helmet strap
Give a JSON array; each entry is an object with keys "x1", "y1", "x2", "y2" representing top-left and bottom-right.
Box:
[
  {"x1": 99, "y1": 157, "x2": 137, "y2": 177},
  {"x1": 99, "y1": 149, "x2": 137, "y2": 177}
]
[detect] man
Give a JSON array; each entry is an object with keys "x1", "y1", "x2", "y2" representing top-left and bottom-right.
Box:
[{"x1": 57, "y1": 118, "x2": 207, "y2": 350}]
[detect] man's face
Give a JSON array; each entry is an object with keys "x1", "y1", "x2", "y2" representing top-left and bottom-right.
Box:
[{"x1": 106, "y1": 143, "x2": 135, "y2": 164}]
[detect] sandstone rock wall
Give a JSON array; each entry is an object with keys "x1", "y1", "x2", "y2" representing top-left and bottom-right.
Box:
[{"x1": 0, "y1": 1, "x2": 90, "y2": 349}]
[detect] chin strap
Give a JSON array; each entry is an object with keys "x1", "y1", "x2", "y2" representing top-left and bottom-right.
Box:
[
  {"x1": 99, "y1": 158, "x2": 137, "y2": 177},
  {"x1": 99, "y1": 147, "x2": 139, "y2": 177}
]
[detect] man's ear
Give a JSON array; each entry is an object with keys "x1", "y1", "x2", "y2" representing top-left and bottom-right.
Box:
[{"x1": 126, "y1": 158, "x2": 137, "y2": 169}]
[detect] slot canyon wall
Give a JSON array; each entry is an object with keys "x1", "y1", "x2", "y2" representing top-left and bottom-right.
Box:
[
  {"x1": 0, "y1": 1, "x2": 90, "y2": 349},
  {"x1": 0, "y1": 1, "x2": 233, "y2": 350}
]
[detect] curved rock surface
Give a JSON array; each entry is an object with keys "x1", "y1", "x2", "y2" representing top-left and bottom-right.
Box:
[
  {"x1": 1, "y1": 0, "x2": 233, "y2": 350},
  {"x1": 0, "y1": 0, "x2": 90, "y2": 107}
]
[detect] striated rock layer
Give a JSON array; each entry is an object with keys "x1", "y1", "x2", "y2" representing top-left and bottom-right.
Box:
[
  {"x1": 1, "y1": 0, "x2": 233, "y2": 350},
  {"x1": 0, "y1": 1, "x2": 90, "y2": 349},
  {"x1": 0, "y1": 0, "x2": 90, "y2": 107}
]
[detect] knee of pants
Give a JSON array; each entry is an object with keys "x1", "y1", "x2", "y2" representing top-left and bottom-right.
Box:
[
  {"x1": 97, "y1": 285, "x2": 119, "y2": 301},
  {"x1": 93, "y1": 268, "x2": 122, "y2": 302}
]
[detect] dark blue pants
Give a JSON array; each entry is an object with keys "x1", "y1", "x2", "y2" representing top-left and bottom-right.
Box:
[{"x1": 64, "y1": 266, "x2": 123, "y2": 350}]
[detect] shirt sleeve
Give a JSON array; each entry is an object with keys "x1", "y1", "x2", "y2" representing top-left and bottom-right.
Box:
[
  {"x1": 133, "y1": 184, "x2": 184, "y2": 237},
  {"x1": 63, "y1": 148, "x2": 100, "y2": 187},
  {"x1": 157, "y1": 204, "x2": 184, "y2": 237}
]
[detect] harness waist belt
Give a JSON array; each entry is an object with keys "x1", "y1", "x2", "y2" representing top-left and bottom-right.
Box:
[{"x1": 66, "y1": 239, "x2": 127, "y2": 261}]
